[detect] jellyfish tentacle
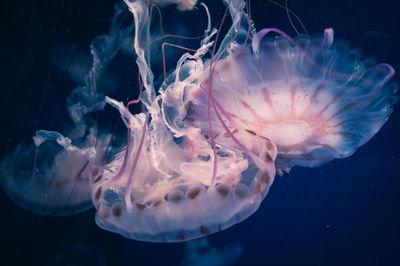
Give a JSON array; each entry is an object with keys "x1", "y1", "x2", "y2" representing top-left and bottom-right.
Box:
[
  {"x1": 207, "y1": 0, "x2": 246, "y2": 186},
  {"x1": 266, "y1": 0, "x2": 309, "y2": 36},
  {"x1": 162, "y1": 43, "x2": 197, "y2": 81},
  {"x1": 124, "y1": 109, "x2": 151, "y2": 210}
]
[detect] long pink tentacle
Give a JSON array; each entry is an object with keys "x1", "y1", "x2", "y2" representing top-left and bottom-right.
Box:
[
  {"x1": 207, "y1": 0, "x2": 245, "y2": 186},
  {"x1": 124, "y1": 110, "x2": 151, "y2": 207}
]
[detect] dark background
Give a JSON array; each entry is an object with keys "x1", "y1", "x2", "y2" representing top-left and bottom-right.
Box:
[{"x1": 0, "y1": 0, "x2": 399, "y2": 265}]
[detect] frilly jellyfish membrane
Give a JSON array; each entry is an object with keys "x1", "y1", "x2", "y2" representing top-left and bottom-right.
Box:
[
  {"x1": 1, "y1": 0, "x2": 398, "y2": 243},
  {"x1": 186, "y1": 26, "x2": 399, "y2": 173},
  {"x1": 91, "y1": 0, "x2": 277, "y2": 242}
]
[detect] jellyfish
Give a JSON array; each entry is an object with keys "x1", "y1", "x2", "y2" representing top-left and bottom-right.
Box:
[
  {"x1": 0, "y1": 79, "x2": 115, "y2": 216},
  {"x1": 0, "y1": 75, "x2": 114, "y2": 215},
  {"x1": 91, "y1": 0, "x2": 277, "y2": 242},
  {"x1": 174, "y1": 0, "x2": 399, "y2": 173},
  {"x1": 0, "y1": 126, "x2": 110, "y2": 216},
  {"x1": 0, "y1": 3, "x2": 133, "y2": 215}
]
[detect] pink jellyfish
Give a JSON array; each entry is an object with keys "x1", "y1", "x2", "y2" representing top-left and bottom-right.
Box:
[
  {"x1": 179, "y1": 1, "x2": 398, "y2": 173},
  {"x1": 91, "y1": 0, "x2": 277, "y2": 242}
]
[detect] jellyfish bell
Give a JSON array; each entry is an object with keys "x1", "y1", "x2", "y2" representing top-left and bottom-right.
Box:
[
  {"x1": 180, "y1": 1, "x2": 398, "y2": 172},
  {"x1": 91, "y1": 97, "x2": 276, "y2": 242},
  {"x1": 0, "y1": 83, "x2": 113, "y2": 216},
  {"x1": 0, "y1": 44, "x2": 118, "y2": 216},
  {"x1": 0, "y1": 122, "x2": 112, "y2": 216}
]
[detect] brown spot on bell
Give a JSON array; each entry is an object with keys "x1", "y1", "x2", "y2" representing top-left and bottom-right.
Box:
[
  {"x1": 94, "y1": 174, "x2": 103, "y2": 183},
  {"x1": 265, "y1": 152, "x2": 273, "y2": 162},
  {"x1": 216, "y1": 184, "x2": 230, "y2": 197},
  {"x1": 168, "y1": 191, "x2": 183, "y2": 203},
  {"x1": 187, "y1": 187, "x2": 202, "y2": 199},
  {"x1": 254, "y1": 181, "x2": 261, "y2": 194},
  {"x1": 267, "y1": 142, "x2": 274, "y2": 151},
  {"x1": 151, "y1": 199, "x2": 163, "y2": 207},
  {"x1": 200, "y1": 225, "x2": 210, "y2": 235},
  {"x1": 95, "y1": 187, "x2": 102, "y2": 200},
  {"x1": 177, "y1": 232, "x2": 185, "y2": 241},
  {"x1": 135, "y1": 202, "x2": 147, "y2": 211},
  {"x1": 234, "y1": 186, "x2": 248, "y2": 199},
  {"x1": 112, "y1": 205, "x2": 122, "y2": 217},
  {"x1": 260, "y1": 172, "x2": 270, "y2": 184}
]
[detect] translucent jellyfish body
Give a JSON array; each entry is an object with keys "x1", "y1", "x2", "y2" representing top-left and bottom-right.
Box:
[
  {"x1": 91, "y1": 98, "x2": 276, "y2": 242},
  {"x1": 184, "y1": 28, "x2": 398, "y2": 171},
  {"x1": 0, "y1": 35, "x2": 116, "y2": 216},
  {"x1": 0, "y1": 124, "x2": 111, "y2": 215},
  {"x1": 89, "y1": 0, "x2": 277, "y2": 242}
]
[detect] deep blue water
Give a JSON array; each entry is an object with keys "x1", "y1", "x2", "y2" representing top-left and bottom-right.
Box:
[{"x1": 1, "y1": 0, "x2": 399, "y2": 265}]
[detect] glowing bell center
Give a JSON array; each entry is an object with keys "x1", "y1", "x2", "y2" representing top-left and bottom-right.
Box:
[{"x1": 261, "y1": 120, "x2": 313, "y2": 146}]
